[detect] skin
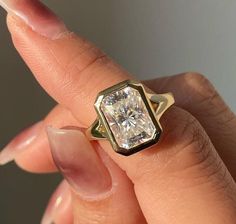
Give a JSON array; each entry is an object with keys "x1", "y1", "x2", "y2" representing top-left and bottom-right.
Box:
[{"x1": 1, "y1": 2, "x2": 236, "y2": 223}]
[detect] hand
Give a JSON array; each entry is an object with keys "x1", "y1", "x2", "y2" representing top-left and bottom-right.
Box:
[{"x1": 0, "y1": 1, "x2": 236, "y2": 223}]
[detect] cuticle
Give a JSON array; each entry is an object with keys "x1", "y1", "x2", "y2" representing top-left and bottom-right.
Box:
[{"x1": 74, "y1": 178, "x2": 117, "y2": 202}]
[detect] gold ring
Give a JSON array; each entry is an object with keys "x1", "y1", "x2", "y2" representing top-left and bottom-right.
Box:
[{"x1": 86, "y1": 80, "x2": 175, "y2": 156}]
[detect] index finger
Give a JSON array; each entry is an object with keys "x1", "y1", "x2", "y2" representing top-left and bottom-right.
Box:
[{"x1": 4, "y1": 0, "x2": 129, "y2": 126}]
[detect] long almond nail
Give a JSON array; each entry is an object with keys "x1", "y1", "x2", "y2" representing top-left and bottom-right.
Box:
[
  {"x1": 0, "y1": 121, "x2": 43, "y2": 165},
  {"x1": 0, "y1": 0, "x2": 69, "y2": 39},
  {"x1": 41, "y1": 181, "x2": 72, "y2": 224},
  {"x1": 46, "y1": 127, "x2": 112, "y2": 200}
]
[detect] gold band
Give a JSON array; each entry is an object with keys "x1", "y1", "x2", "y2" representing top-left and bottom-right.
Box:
[{"x1": 86, "y1": 80, "x2": 175, "y2": 156}]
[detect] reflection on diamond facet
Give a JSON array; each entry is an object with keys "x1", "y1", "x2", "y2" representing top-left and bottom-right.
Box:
[{"x1": 100, "y1": 86, "x2": 156, "y2": 150}]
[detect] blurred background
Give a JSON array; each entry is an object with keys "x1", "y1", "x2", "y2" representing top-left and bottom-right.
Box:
[{"x1": 0, "y1": 0, "x2": 236, "y2": 223}]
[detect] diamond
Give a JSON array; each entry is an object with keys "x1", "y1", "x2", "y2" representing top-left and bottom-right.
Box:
[{"x1": 100, "y1": 86, "x2": 157, "y2": 150}]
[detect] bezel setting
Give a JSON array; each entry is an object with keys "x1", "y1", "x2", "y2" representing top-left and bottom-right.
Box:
[{"x1": 94, "y1": 80, "x2": 162, "y2": 156}]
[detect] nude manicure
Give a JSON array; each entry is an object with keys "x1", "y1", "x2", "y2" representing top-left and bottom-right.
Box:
[
  {"x1": 0, "y1": 121, "x2": 43, "y2": 165},
  {"x1": 0, "y1": 0, "x2": 69, "y2": 39},
  {"x1": 46, "y1": 127, "x2": 112, "y2": 200}
]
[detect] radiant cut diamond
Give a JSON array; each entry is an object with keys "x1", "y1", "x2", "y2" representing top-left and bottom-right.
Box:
[{"x1": 100, "y1": 86, "x2": 156, "y2": 150}]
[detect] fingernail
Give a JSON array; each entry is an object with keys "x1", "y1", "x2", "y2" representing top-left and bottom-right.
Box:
[
  {"x1": 41, "y1": 181, "x2": 72, "y2": 224},
  {"x1": 0, "y1": 0, "x2": 69, "y2": 39},
  {"x1": 46, "y1": 127, "x2": 112, "y2": 200},
  {"x1": 0, "y1": 121, "x2": 43, "y2": 165}
]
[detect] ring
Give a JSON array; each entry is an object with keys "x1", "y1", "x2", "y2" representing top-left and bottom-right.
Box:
[{"x1": 86, "y1": 80, "x2": 175, "y2": 156}]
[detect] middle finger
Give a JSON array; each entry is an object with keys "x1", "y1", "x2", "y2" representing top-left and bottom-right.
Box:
[{"x1": 145, "y1": 73, "x2": 236, "y2": 179}]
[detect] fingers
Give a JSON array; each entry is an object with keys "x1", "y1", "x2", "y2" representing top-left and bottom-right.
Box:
[
  {"x1": 1, "y1": 0, "x2": 129, "y2": 171},
  {"x1": 99, "y1": 107, "x2": 236, "y2": 223},
  {"x1": 144, "y1": 73, "x2": 236, "y2": 179},
  {"x1": 4, "y1": 72, "x2": 236, "y2": 182},
  {"x1": 0, "y1": 105, "x2": 78, "y2": 173},
  {"x1": 46, "y1": 128, "x2": 146, "y2": 224},
  {"x1": 4, "y1": 2, "x2": 236, "y2": 223},
  {"x1": 7, "y1": 107, "x2": 146, "y2": 223},
  {"x1": 6, "y1": 9, "x2": 130, "y2": 126},
  {"x1": 0, "y1": 0, "x2": 68, "y2": 40},
  {"x1": 41, "y1": 181, "x2": 73, "y2": 224},
  {"x1": 4, "y1": 73, "x2": 236, "y2": 176}
]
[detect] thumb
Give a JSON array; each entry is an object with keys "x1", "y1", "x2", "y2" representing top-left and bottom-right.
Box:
[{"x1": 46, "y1": 127, "x2": 146, "y2": 224}]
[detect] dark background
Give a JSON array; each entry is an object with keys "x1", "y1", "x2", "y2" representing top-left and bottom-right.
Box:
[{"x1": 0, "y1": 0, "x2": 236, "y2": 223}]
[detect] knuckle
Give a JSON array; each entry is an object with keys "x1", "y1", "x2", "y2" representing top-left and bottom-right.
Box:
[
  {"x1": 184, "y1": 72, "x2": 235, "y2": 125},
  {"x1": 180, "y1": 115, "x2": 212, "y2": 165},
  {"x1": 184, "y1": 71, "x2": 206, "y2": 81},
  {"x1": 57, "y1": 45, "x2": 108, "y2": 100},
  {"x1": 164, "y1": 109, "x2": 220, "y2": 175},
  {"x1": 185, "y1": 72, "x2": 216, "y2": 97},
  {"x1": 166, "y1": 110, "x2": 227, "y2": 186},
  {"x1": 65, "y1": 45, "x2": 107, "y2": 79},
  {"x1": 184, "y1": 72, "x2": 216, "y2": 101}
]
